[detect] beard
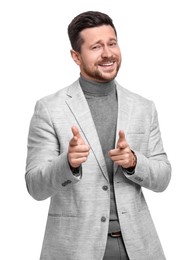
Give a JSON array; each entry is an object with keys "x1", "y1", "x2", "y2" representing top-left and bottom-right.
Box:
[{"x1": 82, "y1": 57, "x2": 121, "y2": 82}]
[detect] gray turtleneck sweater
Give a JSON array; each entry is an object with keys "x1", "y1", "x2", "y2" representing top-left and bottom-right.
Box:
[{"x1": 79, "y1": 75, "x2": 120, "y2": 233}]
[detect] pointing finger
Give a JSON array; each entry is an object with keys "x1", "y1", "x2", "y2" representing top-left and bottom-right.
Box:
[
  {"x1": 117, "y1": 130, "x2": 128, "y2": 149},
  {"x1": 69, "y1": 135, "x2": 78, "y2": 146},
  {"x1": 69, "y1": 126, "x2": 80, "y2": 146},
  {"x1": 70, "y1": 126, "x2": 85, "y2": 146},
  {"x1": 71, "y1": 126, "x2": 81, "y2": 138},
  {"x1": 118, "y1": 130, "x2": 125, "y2": 141}
]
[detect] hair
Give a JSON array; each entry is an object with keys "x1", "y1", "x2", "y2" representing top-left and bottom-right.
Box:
[{"x1": 68, "y1": 11, "x2": 117, "y2": 52}]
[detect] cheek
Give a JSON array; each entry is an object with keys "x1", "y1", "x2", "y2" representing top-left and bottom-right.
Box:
[
  {"x1": 81, "y1": 56, "x2": 93, "y2": 68},
  {"x1": 114, "y1": 48, "x2": 122, "y2": 59}
]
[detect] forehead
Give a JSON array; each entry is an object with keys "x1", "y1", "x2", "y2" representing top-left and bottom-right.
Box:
[{"x1": 80, "y1": 25, "x2": 117, "y2": 45}]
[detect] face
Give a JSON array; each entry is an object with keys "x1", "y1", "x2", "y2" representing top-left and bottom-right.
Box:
[{"x1": 71, "y1": 25, "x2": 122, "y2": 82}]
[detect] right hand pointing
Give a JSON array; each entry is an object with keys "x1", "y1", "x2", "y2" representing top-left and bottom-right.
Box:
[{"x1": 68, "y1": 126, "x2": 90, "y2": 168}]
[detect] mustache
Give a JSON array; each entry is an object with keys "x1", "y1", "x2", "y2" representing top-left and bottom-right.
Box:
[{"x1": 98, "y1": 57, "x2": 116, "y2": 63}]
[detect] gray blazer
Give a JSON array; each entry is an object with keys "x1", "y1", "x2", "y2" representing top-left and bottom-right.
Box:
[{"x1": 25, "y1": 79, "x2": 171, "y2": 260}]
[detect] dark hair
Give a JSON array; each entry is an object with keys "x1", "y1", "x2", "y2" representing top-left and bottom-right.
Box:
[{"x1": 68, "y1": 11, "x2": 117, "y2": 52}]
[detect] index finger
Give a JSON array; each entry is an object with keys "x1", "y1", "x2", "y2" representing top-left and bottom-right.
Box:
[
  {"x1": 69, "y1": 135, "x2": 79, "y2": 146},
  {"x1": 118, "y1": 130, "x2": 126, "y2": 141},
  {"x1": 71, "y1": 126, "x2": 81, "y2": 138},
  {"x1": 69, "y1": 126, "x2": 80, "y2": 146},
  {"x1": 117, "y1": 130, "x2": 128, "y2": 149}
]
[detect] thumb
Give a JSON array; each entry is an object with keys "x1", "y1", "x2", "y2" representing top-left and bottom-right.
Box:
[{"x1": 117, "y1": 130, "x2": 127, "y2": 149}]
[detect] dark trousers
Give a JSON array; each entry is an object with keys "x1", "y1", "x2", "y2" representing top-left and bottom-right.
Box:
[{"x1": 103, "y1": 234, "x2": 129, "y2": 260}]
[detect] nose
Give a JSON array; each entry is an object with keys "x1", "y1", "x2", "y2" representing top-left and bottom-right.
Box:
[{"x1": 101, "y1": 46, "x2": 112, "y2": 58}]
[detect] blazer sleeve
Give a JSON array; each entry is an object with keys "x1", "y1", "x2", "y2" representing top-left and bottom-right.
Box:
[
  {"x1": 25, "y1": 100, "x2": 81, "y2": 201},
  {"x1": 123, "y1": 101, "x2": 172, "y2": 192}
]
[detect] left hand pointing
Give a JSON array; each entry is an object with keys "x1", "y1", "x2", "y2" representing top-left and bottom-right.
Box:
[{"x1": 108, "y1": 130, "x2": 136, "y2": 169}]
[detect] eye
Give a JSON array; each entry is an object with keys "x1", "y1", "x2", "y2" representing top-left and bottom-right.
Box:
[
  {"x1": 92, "y1": 44, "x2": 101, "y2": 50},
  {"x1": 109, "y1": 41, "x2": 117, "y2": 47}
]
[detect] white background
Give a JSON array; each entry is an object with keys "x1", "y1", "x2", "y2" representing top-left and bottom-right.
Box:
[{"x1": 0, "y1": 0, "x2": 195, "y2": 259}]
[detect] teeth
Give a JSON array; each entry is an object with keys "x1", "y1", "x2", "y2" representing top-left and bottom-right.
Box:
[{"x1": 101, "y1": 62, "x2": 114, "y2": 66}]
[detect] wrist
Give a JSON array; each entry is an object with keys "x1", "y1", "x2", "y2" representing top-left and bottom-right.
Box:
[
  {"x1": 130, "y1": 150, "x2": 137, "y2": 168},
  {"x1": 123, "y1": 150, "x2": 137, "y2": 170}
]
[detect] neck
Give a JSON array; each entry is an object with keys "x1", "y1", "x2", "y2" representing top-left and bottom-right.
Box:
[{"x1": 79, "y1": 75, "x2": 116, "y2": 97}]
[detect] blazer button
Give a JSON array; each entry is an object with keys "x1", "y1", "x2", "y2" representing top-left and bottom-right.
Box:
[
  {"x1": 102, "y1": 185, "x2": 108, "y2": 191},
  {"x1": 101, "y1": 216, "x2": 106, "y2": 222}
]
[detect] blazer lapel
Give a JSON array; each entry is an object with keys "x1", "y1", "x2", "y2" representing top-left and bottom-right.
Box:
[
  {"x1": 65, "y1": 80, "x2": 109, "y2": 182},
  {"x1": 114, "y1": 83, "x2": 134, "y2": 174}
]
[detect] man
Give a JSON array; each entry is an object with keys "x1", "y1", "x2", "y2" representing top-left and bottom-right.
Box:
[{"x1": 25, "y1": 11, "x2": 171, "y2": 260}]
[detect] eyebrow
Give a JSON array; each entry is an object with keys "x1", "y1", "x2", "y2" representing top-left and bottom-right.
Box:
[{"x1": 90, "y1": 38, "x2": 117, "y2": 46}]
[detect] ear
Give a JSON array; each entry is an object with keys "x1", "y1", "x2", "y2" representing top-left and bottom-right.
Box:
[{"x1": 70, "y1": 50, "x2": 81, "y2": 65}]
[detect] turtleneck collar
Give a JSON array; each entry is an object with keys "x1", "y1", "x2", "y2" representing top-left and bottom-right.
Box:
[{"x1": 79, "y1": 75, "x2": 116, "y2": 97}]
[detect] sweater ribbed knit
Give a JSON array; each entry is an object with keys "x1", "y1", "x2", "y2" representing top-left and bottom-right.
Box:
[{"x1": 79, "y1": 75, "x2": 120, "y2": 233}]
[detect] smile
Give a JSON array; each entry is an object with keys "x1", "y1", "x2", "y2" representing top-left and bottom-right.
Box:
[{"x1": 99, "y1": 61, "x2": 115, "y2": 67}]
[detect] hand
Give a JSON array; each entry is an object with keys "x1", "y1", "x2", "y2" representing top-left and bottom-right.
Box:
[
  {"x1": 108, "y1": 130, "x2": 136, "y2": 169},
  {"x1": 68, "y1": 126, "x2": 90, "y2": 168}
]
